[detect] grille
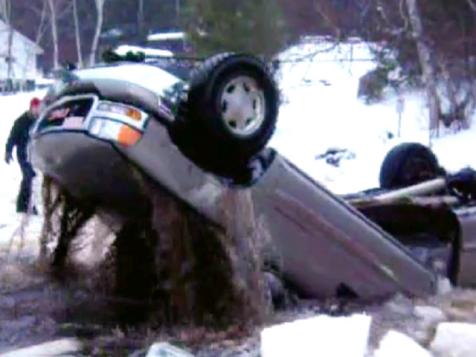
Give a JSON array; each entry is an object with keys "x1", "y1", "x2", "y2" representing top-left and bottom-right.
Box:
[{"x1": 38, "y1": 97, "x2": 94, "y2": 132}]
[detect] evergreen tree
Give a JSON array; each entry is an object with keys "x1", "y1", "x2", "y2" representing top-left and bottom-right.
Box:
[{"x1": 184, "y1": 0, "x2": 288, "y2": 58}]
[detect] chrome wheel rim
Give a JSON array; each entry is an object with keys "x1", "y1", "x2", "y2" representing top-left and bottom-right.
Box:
[{"x1": 220, "y1": 76, "x2": 266, "y2": 137}]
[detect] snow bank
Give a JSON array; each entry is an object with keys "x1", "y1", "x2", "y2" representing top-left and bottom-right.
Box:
[{"x1": 261, "y1": 314, "x2": 371, "y2": 357}]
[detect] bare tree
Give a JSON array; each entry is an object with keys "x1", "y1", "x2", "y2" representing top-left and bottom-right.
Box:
[
  {"x1": 175, "y1": 0, "x2": 181, "y2": 27},
  {"x1": 0, "y1": 0, "x2": 14, "y2": 81},
  {"x1": 137, "y1": 0, "x2": 145, "y2": 44},
  {"x1": 19, "y1": 1, "x2": 47, "y2": 83},
  {"x1": 0, "y1": 0, "x2": 8, "y2": 21},
  {"x1": 34, "y1": 0, "x2": 49, "y2": 45},
  {"x1": 47, "y1": 0, "x2": 59, "y2": 70},
  {"x1": 72, "y1": 0, "x2": 83, "y2": 68},
  {"x1": 89, "y1": 0, "x2": 107, "y2": 66},
  {"x1": 466, "y1": 0, "x2": 476, "y2": 12},
  {"x1": 405, "y1": 0, "x2": 440, "y2": 135}
]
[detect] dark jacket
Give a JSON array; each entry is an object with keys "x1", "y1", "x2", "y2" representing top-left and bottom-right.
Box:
[{"x1": 6, "y1": 111, "x2": 36, "y2": 164}]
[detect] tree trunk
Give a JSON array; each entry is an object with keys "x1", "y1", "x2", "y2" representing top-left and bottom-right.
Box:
[
  {"x1": 41, "y1": 169, "x2": 270, "y2": 328},
  {"x1": 1, "y1": 0, "x2": 14, "y2": 82},
  {"x1": 6, "y1": 18, "x2": 14, "y2": 82},
  {"x1": 438, "y1": 55, "x2": 470, "y2": 130},
  {"x1": 144, "y1": 181, "x2": 269, "y2": 326},
  {"x1": 39, "y1": 177, "x2": 95, "y2": 268},
  {"x1": 405, "y1": 0, "x2": 440, "y2": 135},
  {"x1": 47, "y1": 0, "x2": 59, "y2": 70},
  {"x1": 34, "y1": 0, "x2": 48, "y2": 45},
  {"x1": 175, "y1": 0, "x2": 181, "y2": 27},
  {"x1": 72, "y1": 0, "x2": 83, "y2": 68},
  {"x1": 89, "y1": 0, "x2": 105, "y2": 66},
  {"x1": 137, "y1": 0, "x2": 146, "y2": 45}
]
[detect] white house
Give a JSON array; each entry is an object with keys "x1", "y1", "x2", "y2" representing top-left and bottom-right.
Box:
[{"x1": 0, "y1": 19, "x2": 43, "y2": 84}]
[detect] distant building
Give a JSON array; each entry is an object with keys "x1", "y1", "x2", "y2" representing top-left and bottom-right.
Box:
[{"x1": 0, "y1": 19, "x2": 44, "y2": 90}]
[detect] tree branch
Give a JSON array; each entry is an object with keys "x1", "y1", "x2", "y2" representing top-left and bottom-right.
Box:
[{"x1": 466, "y1": 0, "x2": 476, "y2": 12}]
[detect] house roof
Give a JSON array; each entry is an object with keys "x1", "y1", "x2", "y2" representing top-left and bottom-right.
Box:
[{"x1": 0, "y1": 19, "x2": 44, "y2": 55}]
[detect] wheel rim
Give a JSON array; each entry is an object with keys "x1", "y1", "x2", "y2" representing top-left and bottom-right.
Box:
[{"x1": 219, "y1": 75, "x2": 266, "y2": 137}]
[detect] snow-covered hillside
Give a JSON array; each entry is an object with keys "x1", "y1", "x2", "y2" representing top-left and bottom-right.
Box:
[{"x1": 270, "y1": 37, "x2": 476, "y2": 194}]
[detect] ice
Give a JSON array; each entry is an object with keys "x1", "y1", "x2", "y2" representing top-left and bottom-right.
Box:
[
  {"x1": 0, "y1": 338, "x2": 81, "y2": 357},
  {"x1": 373, "y1": 330, "x2": 432, "y2": 357},
  {"x1": 414, "y1": 306, "x2": 447, "y2": 326},
  {"x1": 431, "y1": 322, "x2": 476, "y2": 357},
  {"x1": 145, "y1": 342, "x2": 194, "y2": 357},
  {"x1": 261, "y1": 314, "x2": 372, "y2": 357}
]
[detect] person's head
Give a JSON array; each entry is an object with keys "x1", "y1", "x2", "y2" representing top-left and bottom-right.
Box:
[{"x1": 29, "y1": 97, "x2": 41, "y2": 118}]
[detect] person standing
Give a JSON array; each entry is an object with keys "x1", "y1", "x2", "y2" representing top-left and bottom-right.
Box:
[{"x1": 5, "y1": 97, "x2": 41, "y2": 214}]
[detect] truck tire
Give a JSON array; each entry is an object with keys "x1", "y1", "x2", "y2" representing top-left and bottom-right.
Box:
[
  {"x1": 172, "y1": 53, "x2": 279, "y2": 180},
  {"x1": 379, "y1": 143, "x2": 443, "y2": 189}
]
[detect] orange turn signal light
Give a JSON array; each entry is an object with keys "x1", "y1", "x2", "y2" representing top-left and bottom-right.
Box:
[
  {"x1": 118, "y1": 125, "x2": 142, "y2": 146},
  {"x1": 126, "y1": 108, "x2": 142, "y2": 121}
]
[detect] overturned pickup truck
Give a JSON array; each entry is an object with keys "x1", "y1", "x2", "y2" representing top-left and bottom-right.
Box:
[{"x1": 29, "y1": 52, "x2": 476, "y2": 301}]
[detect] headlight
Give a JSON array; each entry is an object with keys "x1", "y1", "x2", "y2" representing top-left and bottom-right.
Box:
[
  {"x1": 97, "y1": 102, "x2": 144, "y2": 122},
  {"x1": 89, "y1": 118, "x2": 142, "y2": 146}
]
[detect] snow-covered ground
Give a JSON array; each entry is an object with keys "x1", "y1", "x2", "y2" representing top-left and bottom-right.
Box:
[{"x1": 270, "y1": 37, "x2": 476, "y2": 194}]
